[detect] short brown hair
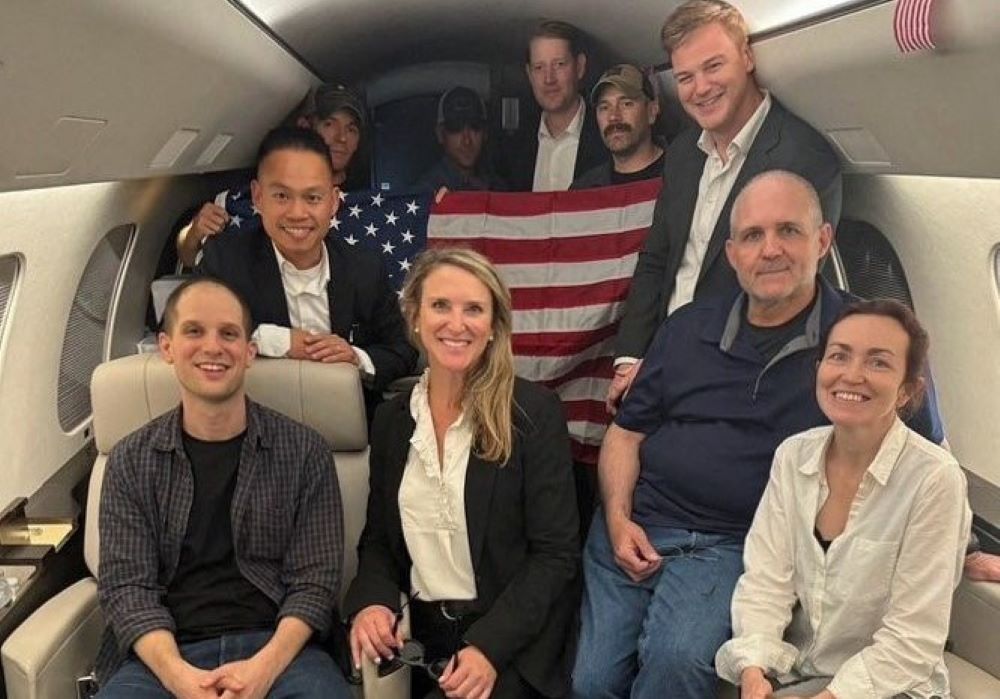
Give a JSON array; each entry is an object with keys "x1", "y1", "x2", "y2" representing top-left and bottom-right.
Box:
[
  {"x1": 160, "y1": 277, "x2": 253, "y2": 338},
  {"x1": 820, "y1": 299, "x2": 930, "y2": 416},
  {"x1": 661, "y1": 0, "x2": 750, "y2": 54},
  {"x1": 526, "y1": 19, "x2": 585, "y2": 63}
]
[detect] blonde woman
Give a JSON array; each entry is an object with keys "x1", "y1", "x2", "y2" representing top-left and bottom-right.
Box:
[{"x1": 345, "y1": 248, "x2": 579, "y2": 699}]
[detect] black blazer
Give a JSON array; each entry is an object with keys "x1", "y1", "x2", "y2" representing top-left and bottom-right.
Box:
[
  {"x1": 197, "y1": 227, "x2": 417, "y2": 394},
  {"x1": 501, "y1": 98, "x2": 606, "y2": 192},
  {"x1": 343, "y1": 378, "x2": 580, "y2": 697},
  {"x1": 615, "y1": 98, "x2": 843, "y2": 358}
]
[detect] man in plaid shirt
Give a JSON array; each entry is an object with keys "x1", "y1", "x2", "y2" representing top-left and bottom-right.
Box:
[{"x1": 94, "y1": 277, "x2": 349, "y2": 698}]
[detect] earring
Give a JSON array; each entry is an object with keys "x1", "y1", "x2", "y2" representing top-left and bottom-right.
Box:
[
  {"x1": 488, "y1": 334, "x2": 494, "y2": 342},
  {"x1": 414, "y1": 327, "x2": 420, "y2": 334}
]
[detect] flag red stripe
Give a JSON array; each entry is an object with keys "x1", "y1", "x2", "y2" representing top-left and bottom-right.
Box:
[
  {"x1": 429, "y1": 226, "x2": 649, "y2": 265},
  {"x1": 432, "y1": 179, "x2": 663, "y2": 216},
  {"x1": 537, "y1": 356, "x2": 616, "y2": 389},
  {"x1": 571, "y1": 441, "x2": 600, "y2": 465},
  {"x1": 894, "y1": 0, "x2": 935, "y2": 52},
  {"x1": 513, "y1": 324, "x2": 618, "y2": 356},
  {"x1": 562, "y1": 399, "x2": 614, "y2": 425},
  {"x1": 511, "y1": 277, "x2": 633, "y2": 310}
]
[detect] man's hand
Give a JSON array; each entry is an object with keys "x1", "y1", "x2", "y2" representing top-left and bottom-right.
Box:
[
  {"x1": 162, "y1": 659, "x2": 226, "y2": 699},
  {"x1": 438, "y1": 645, "x2": 497, "y2": 699},
  {"x1": 289, "y1": 329, "x2": 359, "y2": 364},
  {"x1": 190, "y1": 202, "x2": 230, "y2": 244},
  {"x1": 606, "y1": 360, "x2": 642, "y2": 415},
  {"x1": 739, "y1": 666, "x2": 772, "y2": 699},
  {"x1": 964, "y1": 551, "x2": 1000, "y2": 582},
  {"x1": 200, "y1": 655, "x2": 278, "y2": 699},
  {"x1": 606, "y1": 513, "x2": 661, "y2": 582},
  {"x1": 349, "y1": 604, "x2": 402, "y2": 668},
  {"x1": 434, "y1": 187, "x2": 450, "y2": 204}
]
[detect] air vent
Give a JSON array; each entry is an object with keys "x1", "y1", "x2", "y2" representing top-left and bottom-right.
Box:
[
  {"x1": 150, "y1": 129, "x2": 200, "y2": 169},
  {"x1": 195, "y1": 133, "x2": 234, "y2": 167}
]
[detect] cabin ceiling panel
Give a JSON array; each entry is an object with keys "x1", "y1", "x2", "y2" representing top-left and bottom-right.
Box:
[
  {"x1": 235, "y1": 0, "x2": 875, "y2": 83},
  {"x1": 754, "y1": 0, "x2": 1000, "y2": 178},
  {"x1": 0, "y1": 1, "x2": 315, "y2": 193}
]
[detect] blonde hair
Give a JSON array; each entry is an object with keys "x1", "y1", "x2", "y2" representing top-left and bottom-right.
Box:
[
  {"x1": 661, "y1": 0, "x2": 750, "y2": 54},
  {"x1": 400, "y1": 247, "x2": 516, "y2": 464}
]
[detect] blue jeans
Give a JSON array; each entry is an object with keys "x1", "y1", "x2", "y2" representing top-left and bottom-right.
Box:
[
  {"x1": 97, "y1": 630, "x2": 350, "y2": 698},
  {"x1": 572, "y1": 512, "x2": 744, "y2": 699}
]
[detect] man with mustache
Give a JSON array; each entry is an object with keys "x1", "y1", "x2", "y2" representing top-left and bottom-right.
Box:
[{"x1": 571, "y1": 64, "x2": 664, "y2": 189}]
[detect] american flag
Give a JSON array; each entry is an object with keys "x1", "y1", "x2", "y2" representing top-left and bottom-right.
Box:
[
  {"x1": 216, "y1": 184, "x2": 432, "y2": 290},
  {"x1": 893, "y1": 0, "x2": 937, "y2": 53},
  {"x1": 428, "y1": 180, "x2": 663, "y2": 463},
  {"x1": 220, "y1": 180, "x2": 663, "y2": 462}
]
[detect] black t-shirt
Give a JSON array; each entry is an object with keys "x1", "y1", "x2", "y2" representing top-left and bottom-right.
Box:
[
  {"x1": 165, "y1": 431, "x2": 278, "y2": 642},
  {"x1": 740, "y1": 298, "x2": 815, "y2": 363},
  {"x1": 609, "y1": 152, "x2": 665, "y2": 185}
]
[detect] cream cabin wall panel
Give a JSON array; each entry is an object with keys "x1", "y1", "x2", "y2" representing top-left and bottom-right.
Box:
[
  {"x1": 844, "y1": 174, "x2": 1000, "y2": 488},
  {"x1": 0, "y1": 177, "x2": 207, "y2": 504}
]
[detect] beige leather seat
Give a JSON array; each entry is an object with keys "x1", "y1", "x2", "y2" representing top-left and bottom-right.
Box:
[
  {"x1": 1, "y1": 353, "x2": 407, "y2": 699},
  {"x1": 715, "y1": 579, "x2": 1000, "y2": 698}
]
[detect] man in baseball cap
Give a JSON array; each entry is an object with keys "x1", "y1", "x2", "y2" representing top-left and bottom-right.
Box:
[
  {"x1": 571, "y1": 64, "x2": 664, "y2": 189},
  {"x1": 414, "y1": 86, "x2": 506, "y2": 192}
]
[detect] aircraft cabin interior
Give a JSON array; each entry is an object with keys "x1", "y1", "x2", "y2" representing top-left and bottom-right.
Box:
[{"x1": 1, "y1": 0, "x2": 999, "y2": 696}]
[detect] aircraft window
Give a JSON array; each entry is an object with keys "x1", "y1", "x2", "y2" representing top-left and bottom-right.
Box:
[
  {"x1": 832, "y1": 219, "x2": 915, "y2": 308},
  {"x1": 372, "y1": 95, "x2": 442, "y2": 191},
  {"x1": 56, "y1": 224, "x2": 135, "y2": 432},
  {"x1": 0, "y1": 255, "x2": 19, "y2": 362}
]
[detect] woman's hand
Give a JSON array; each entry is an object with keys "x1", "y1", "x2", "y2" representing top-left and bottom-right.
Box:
[
  {"x1": 349, "y1": 604, "x2": 401, "y2": 669},
  {"x1": 438, "y1": 645, "x2": 497, "y2": 699},
  {"x1": 739, "y1": 666, "x2": 773, "y2": 699}
]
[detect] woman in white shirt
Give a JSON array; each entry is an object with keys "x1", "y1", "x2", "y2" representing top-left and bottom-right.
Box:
[
  {"x1": 345, "y1": 248, "x2": 579, "y2": 699},
  {"x1": 716, "y1": 299, "x2": 971, "y2": 699}
]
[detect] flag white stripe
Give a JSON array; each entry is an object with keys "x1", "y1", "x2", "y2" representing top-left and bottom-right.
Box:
[
  {"x1": 567, "y1": 421, "x2": 610, "y2": 446},
  {"x1": 514, "y1": 345, "x2": 614, "y2": 382},
  {"x1": 512, "y1": 302, "x2": 625, "y2": 333},
  {"x1": 496, "y1": 254, "x2": 639, "y2": 288}
]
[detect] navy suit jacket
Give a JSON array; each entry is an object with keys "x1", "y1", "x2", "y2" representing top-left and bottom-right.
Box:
[
  {"x1": 616, "y1": 98, "x2": 843, "y2": 358},
  {"x1": 197, "y1": 228, "x2": 417, "y2": 394},
  {"x1": 343, "y1": 379, "x2": 580, "y2": 697}
]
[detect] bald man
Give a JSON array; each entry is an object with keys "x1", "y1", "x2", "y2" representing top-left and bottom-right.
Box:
[{"x1": 573, "y1": 171, "x2": 943, "y2": 699}]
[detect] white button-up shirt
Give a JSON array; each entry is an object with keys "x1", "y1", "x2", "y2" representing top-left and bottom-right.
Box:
[
  {"x1": 398, "y1": 371, "x2": 478, "y2": 601},
  {"x1": 667, "y1": 92, "x2": 772, "y2": 315},
  {"x1": 253, "y1": 243, "x2": 374, "y2": 375},
  {"x1": 716, "y1": 418, "x2": 971, "y2": 699},
  {"x1": 532, "y1": 97, "x2": 585, "y2": 192}
]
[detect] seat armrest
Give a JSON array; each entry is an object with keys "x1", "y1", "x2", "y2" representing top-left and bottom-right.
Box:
[
  {"x1": 360, "y1": 592, "x2": 410, "y2": 699},
  {"x1": 949, "y1": 579, "x2": 1000, "y2": 679},
  {"x1": 1, "y1": 578, "x2": 104, "y2": 699},
  {"x1": 945, "y1": 652, "x2": 1000, "y2": 699}
]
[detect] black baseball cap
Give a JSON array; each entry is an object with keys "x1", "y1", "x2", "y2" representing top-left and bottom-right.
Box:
[
  {"x1": 306, "y1": 83, "x2": 367, "y2": 133},
  {"x1": 437, "y1": 86, "x2": 487, "y2": 131}
]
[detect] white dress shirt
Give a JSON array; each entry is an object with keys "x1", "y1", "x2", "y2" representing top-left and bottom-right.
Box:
[
  {"x1": 716, "y1": 418, "x2": 971, "y2": 699},
  {"x1": 253, "y1": 243, "x2": 374, "y2": 375},
  {"x1": 666, "y1": 91, "x2": 772, "y2": 315},
  {"x1": 398, "y1": 371, "x2": 477, "y2": 601},
  {"x1": 532, "y1": 97, "x2": 585, "y2": 192}
]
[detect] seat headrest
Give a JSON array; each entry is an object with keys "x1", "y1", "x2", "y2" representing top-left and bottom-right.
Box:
[{"x1": 92, "y1": 354, "x2": 368, "y2": 453}]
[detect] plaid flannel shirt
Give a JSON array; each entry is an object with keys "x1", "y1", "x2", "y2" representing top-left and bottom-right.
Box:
[{"x1": 93, "y1": 399, "x2": 343, "y2": 683}]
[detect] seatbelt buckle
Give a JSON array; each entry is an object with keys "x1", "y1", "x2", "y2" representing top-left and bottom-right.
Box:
[{"x1": 76, "y1": 674, "x2": 98, "y2": 699}]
